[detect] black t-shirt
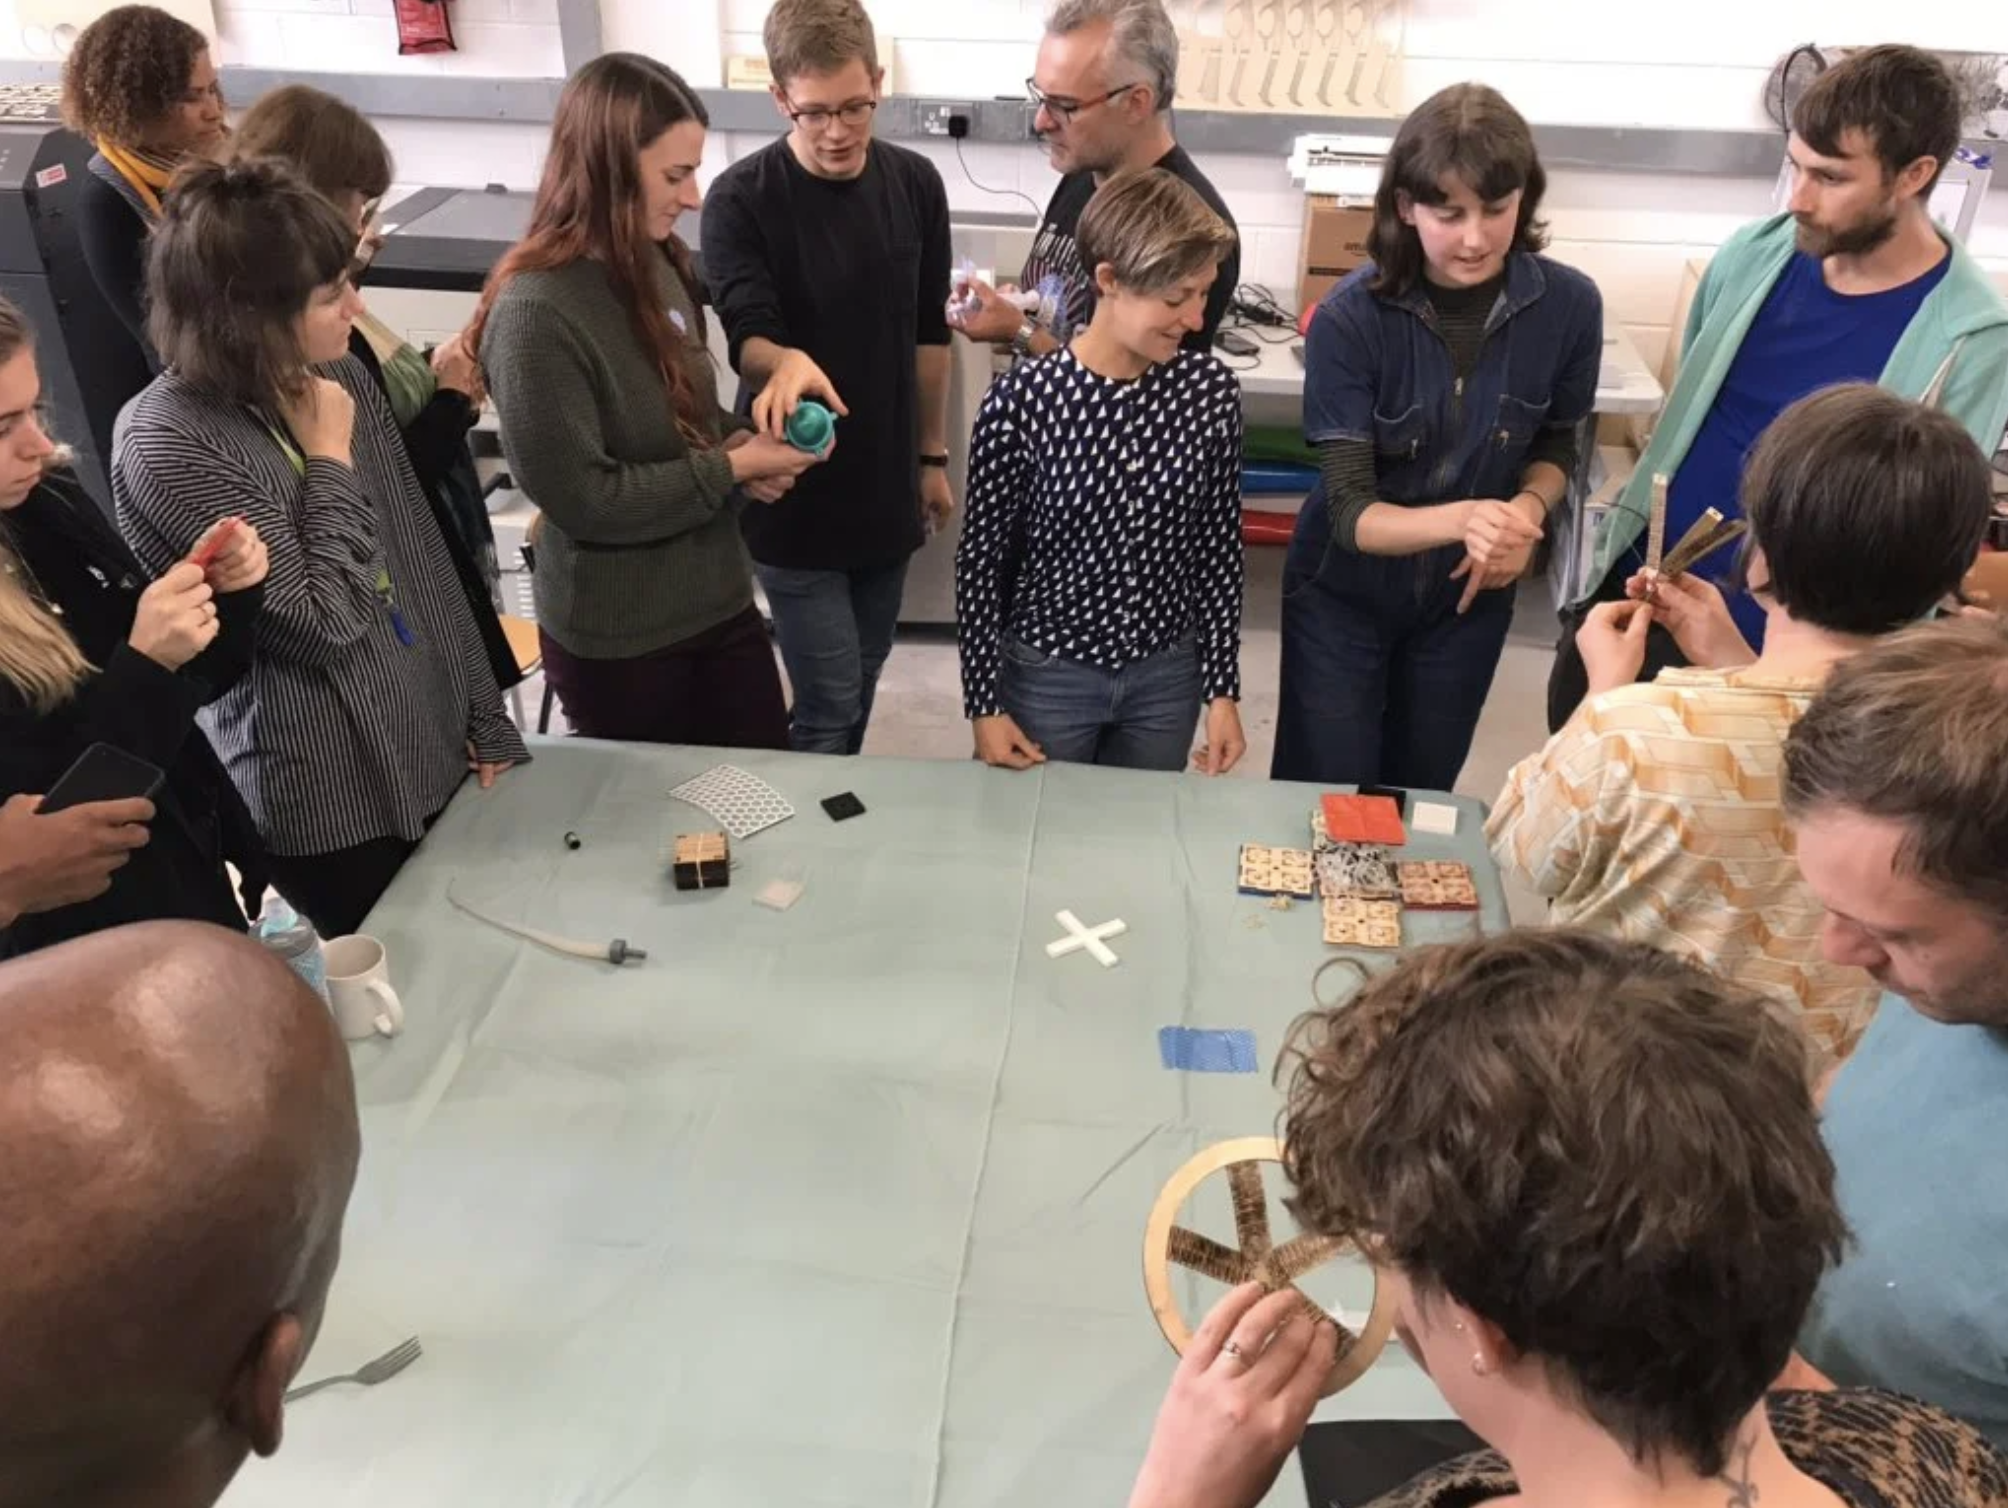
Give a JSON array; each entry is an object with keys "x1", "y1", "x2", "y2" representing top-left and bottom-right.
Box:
[
  {"x1": 1019, "y1": 143, "x2": 1241, "y2": 352},
  {"x1": 701, "y1": 137, "x2": 953, "y2": 572}
]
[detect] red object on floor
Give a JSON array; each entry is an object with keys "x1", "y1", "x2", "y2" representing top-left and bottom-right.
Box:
[
  {"x1": 1322, "y1": 794, "x2": 1407, "y2": 846},
  {"x1": 1241, "y1": 507, "x2": 1295, "y2": 546},
  {"x1": 395, "y1": 0, "x2": 456, "y2": 54}
]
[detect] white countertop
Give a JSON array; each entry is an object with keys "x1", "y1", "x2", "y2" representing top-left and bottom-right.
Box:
[{"x1": 1233, "y1": 325, "x2": 1667, "y2": 417}]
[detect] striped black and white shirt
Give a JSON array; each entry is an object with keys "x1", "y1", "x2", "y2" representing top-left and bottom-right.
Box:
[
  {"x1": 955, "y1": 346, "x2": 1246, "y2": 719},
  {"x1": 114, "y1": 358, "x2": 527, "y2": 858}
]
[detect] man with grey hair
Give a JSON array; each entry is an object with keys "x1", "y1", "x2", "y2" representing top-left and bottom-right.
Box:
[{"x1": 953, "y1": 0, "x2": 1239, "y2": 359}]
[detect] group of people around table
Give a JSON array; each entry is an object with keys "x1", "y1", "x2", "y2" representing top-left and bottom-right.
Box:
[
  {"x1": 1, "y1": 1, "x2": 2007, "y2": 1505},
  {"x1": 9, "y1": 624, "x2": 2008, "y2": 1508}
]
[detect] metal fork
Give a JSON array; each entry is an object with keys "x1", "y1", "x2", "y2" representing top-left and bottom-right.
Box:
[{"x1": 285, "y1": 1337, "x2": 423, "y2": 1403}]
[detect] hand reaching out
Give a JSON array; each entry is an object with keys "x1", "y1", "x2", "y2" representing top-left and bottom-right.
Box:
[
  {"x1": 949, "y1": 277, "x2": 1032, "y2": 345},
  {"x1": 750, "y1": 349, "x2": 848, "y2": 440}
]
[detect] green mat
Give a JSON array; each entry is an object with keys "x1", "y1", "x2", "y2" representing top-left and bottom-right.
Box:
[{"x1": 1244, "y1": 424, "x2": 1317, "y2": 466}]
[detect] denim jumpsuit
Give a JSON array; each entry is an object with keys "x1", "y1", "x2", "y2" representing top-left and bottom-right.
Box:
[{"x1": 1271, "y1": 251, "x2": 1603, "y2": 790}]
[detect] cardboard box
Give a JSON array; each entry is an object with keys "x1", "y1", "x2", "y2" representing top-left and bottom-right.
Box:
[{"x1": 1297, "y1": 198, "x2": 1373, "y2": 315}]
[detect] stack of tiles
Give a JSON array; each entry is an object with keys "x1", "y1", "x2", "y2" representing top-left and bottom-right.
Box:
[
  {"x1": 1238, "y1": 844, "x2": 1316, "y2": 899},
  {"x1": 670, "y1": 832, "x2": 731, "y2": 891},
  {"x1": 1321, "y1": 896, "x2": 1402, "y2": 949},
  {"x1": 1396, "y1": 860, "x2": 1480, "y2": 911}
]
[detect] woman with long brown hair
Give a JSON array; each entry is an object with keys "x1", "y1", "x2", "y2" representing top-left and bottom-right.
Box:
[
  {"x1": 470, "y1": 53, "x2": 821, "y2": 748},
  {"x1": 0, "y1": 295, "x2": 270, "y2": 957}
]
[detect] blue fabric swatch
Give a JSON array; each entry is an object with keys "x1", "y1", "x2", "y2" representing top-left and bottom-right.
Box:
[{"x1": 1159, "y1": 1027, "x2": 1258, "y2": 1074}]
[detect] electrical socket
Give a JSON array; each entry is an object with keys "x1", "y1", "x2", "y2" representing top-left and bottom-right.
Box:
[{"x1": 919, "y1": 101, "x2": 974, "y2": 136}]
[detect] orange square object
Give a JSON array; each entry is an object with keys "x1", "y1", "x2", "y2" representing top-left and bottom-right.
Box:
[{"x1": 1321, "y1": 794, "x2": 1406, "y2": 846}]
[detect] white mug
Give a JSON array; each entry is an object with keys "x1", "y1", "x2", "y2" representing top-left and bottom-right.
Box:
[{"x1": 323, "y1": 934, "x2": 405, "y2": 1041}]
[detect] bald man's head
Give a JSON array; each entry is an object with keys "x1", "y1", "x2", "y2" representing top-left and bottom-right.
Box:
[{"x1": 0, "y1": 922, "x2": 360, "y2": 1508}]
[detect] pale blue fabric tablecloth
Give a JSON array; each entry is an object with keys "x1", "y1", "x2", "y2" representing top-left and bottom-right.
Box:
[{"x1": 242, "y1": 739, "x2": 1485, "y2": 1507}]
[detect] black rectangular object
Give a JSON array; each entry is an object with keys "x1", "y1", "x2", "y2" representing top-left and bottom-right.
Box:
[
  {"x1": 1357, "y1": 784, "x2": 1410, "y2": 817},
  {"x1": 39, "y1": 742, "x2": 164, "y2": 813},
  {"x1": 1298, "y1": 1418, "x2": 1486, "y2": 1508},
  {"x1": 821, "y1": 792, "x2": 866, "y2": 822}
]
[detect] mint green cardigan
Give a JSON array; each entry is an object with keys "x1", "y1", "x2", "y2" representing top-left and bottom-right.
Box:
[{"x1": 1580, "y1": 213, "x2": 2008, "y2": 603}]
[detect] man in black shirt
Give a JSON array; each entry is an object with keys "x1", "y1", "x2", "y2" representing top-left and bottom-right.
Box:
[
  {"x1": 702, "y1": 0, "x2": 953, "y2": 755},
  {"x1": 952, "y1": 0, "x2": 1240, "y2": 358}
]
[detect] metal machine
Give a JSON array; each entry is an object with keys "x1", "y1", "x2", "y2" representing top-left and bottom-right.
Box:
[
  {"x1": 374, "y1": 185, "x2": 535, "y2": 292},
  {"x1": 0, "y1": 85, "x2": 153, "y2": 512}
]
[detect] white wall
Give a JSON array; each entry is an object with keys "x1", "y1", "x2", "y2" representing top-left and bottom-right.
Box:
[{"x1": 7, "y1": 0, "x2": 2005, "y2": 364}]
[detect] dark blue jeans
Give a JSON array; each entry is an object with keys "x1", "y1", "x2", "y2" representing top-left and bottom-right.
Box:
[
  {"x1": 1271, "y1": 509, "x2": 1513, "y2": 792},
  {"x1": 998, "y1": 634, "x2": 1201, "y2": 772},
  {"x1": 756, "y1": 558, "x2": 909, "y2": 756}
]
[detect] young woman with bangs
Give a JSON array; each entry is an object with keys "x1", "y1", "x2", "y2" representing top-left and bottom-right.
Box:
[
  {"x1": 113, "y1": 160, "x2": 526, "y2": 940},
  {"x1": 1271, "y1": 84, "x2": 1604, "y2": 793}
]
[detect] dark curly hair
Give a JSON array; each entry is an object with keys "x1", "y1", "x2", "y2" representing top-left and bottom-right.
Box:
[
  {"x1": 1279, "y1": 930, "x2": 1847, "y2": 1480},
  {"x1": 60, "y1": 4, "x2": 212, "y2": 146}
]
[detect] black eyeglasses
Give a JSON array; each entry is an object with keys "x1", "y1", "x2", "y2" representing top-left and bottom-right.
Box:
[
  {"x1": 1025, "y1": 79, "x2": 1141, "y2": 122},
  {"x1": 783, "y1": 97, "x2": 878, "y2": 132}
]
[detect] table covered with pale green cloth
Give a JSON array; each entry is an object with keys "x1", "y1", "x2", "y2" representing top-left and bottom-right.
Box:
[{"x1": 242, "y1": 738, "x2": 1495, "y2": 1508}]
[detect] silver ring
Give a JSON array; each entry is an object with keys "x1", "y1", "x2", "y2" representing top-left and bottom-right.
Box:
[{"x1": 1219, "y1": 1339, "x2": 1250, "y2": 1368}]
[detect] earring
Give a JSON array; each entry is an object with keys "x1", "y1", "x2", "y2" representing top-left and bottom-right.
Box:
[{"x1": 1471, "y1": 1353, "x2": 1491, "y2": 1377}]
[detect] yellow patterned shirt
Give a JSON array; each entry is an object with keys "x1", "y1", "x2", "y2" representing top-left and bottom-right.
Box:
[{"x1": 1487, "y1": 667, "x2": 1880, "y2": 1063}]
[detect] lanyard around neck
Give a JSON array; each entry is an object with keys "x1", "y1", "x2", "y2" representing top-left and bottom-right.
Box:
[{"x1": 254, "y1": 412, "x2": 416, "y2": 648}]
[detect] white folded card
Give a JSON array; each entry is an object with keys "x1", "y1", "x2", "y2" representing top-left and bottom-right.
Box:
[{"x1": 1410, "y1": 801, "x2": 1459, "y2": 836}]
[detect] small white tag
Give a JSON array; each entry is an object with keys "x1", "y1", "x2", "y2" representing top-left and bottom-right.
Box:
[
  {"x1": 754, "y1": 877, "x2": 804, "y2": 912},
  {"x1": 668, "y1": 307, "x2": 687, "y2": 335},
  {"x1": 1411, "y1": 801, "x2": 1460, "y2": 836}
]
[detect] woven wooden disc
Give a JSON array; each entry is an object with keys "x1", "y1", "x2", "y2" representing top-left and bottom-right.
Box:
[{"x1": 1142, "y1": 1135, "x2": 1396, "y2": 1397}]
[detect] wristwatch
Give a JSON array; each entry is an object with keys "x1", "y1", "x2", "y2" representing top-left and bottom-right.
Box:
[
  {"x1": 919, "y1": 453, "x2": 949, "y2": 469},
  {"x1": 1010, "y1": 318, "x2": 1038, "y2": 359}
]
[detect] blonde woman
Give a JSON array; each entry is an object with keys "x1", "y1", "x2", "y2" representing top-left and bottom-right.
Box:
[{"x1": 0, "y1": 296, "x2": 270, "y2": 957}]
